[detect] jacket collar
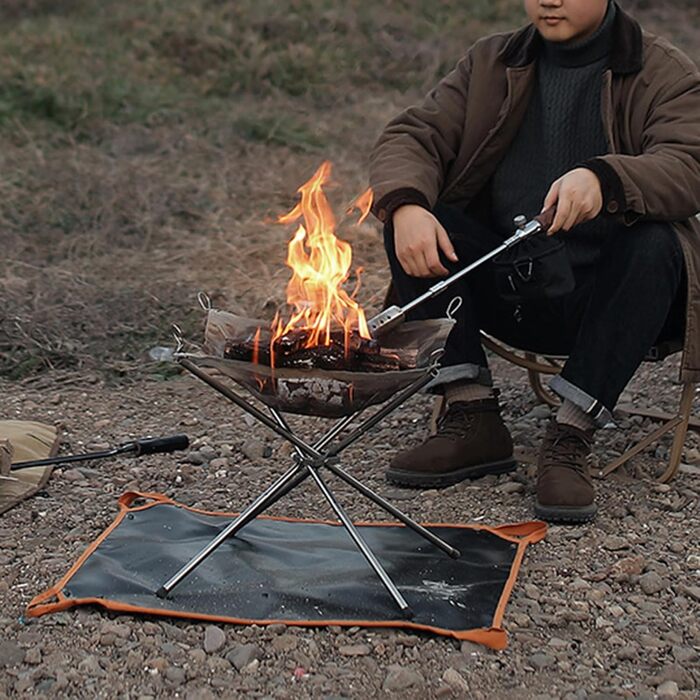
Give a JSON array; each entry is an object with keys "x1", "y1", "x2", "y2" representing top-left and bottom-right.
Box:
[{"x1": 499, "y1": 2, "x2": 643, "y2": 75}]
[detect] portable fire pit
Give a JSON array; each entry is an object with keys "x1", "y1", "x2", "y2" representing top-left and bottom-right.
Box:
[
  {"x1": 154, "y1": 162, "x2": 550, "y2": 612},
  {"x1": 156, "y1": 301, "x2": 457, "y2": 612}
]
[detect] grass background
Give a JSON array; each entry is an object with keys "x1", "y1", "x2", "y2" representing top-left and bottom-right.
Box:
[{"x1": 1, "y1": 0, "x2": 698, "y2": 380}]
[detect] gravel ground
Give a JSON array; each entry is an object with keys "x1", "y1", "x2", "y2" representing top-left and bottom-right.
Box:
[{"x1": 1, "y1": 353, "x2": 699, "y2": 699}]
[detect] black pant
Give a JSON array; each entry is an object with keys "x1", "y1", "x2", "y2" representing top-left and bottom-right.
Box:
[{"x1": 383, "y1": 204, "x2": 685, "y2": 422}]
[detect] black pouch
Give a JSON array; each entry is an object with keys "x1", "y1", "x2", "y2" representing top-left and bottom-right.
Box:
[{"x1": 493, "y1": 233, "x2": 574, "y2": 303}]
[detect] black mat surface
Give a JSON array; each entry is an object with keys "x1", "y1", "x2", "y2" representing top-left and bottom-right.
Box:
[
  {"x1": 69, "y1": 501, "x2": 520, "y2": 628},
  {"x1": 29, "y1": 495, "x2": 545, "y2": 644}
]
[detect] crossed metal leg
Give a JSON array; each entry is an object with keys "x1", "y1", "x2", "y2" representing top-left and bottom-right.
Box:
[{"x1": 155, "y1": 358, "x2": 460, "y2": 611}]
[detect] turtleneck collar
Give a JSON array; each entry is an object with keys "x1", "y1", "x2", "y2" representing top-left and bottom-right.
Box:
[{"x1": 543, "y1": 1, "x2": 616, "y2": 68}]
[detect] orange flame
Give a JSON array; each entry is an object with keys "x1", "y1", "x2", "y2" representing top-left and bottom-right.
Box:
[
  {"x1": 274, "y1": 162, "x2": 370, "y2": 349},
  {"x1": 347, "y1": 187, "x2": 374, "y2": 224}
]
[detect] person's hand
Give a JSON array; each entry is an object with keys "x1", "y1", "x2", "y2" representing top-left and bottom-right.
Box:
[
  {"x1": 392, "y1": 205, "x2": 458, "y2": 278},
  {"x1": 542, "y1": 168, "x2": 603, "y2": 235}
]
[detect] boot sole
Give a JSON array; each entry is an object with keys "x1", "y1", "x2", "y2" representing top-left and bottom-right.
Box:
[
  {"x1": 385, "y1": 458, "x2": 516, "y2": 489},
  {"x1": 534, "y1": 501, "x2": 597, "y2": 524}
]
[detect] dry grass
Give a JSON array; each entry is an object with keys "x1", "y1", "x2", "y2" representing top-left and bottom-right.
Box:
[{"x1": 1, "y1": 0, "x2": 698, "y2": 379}]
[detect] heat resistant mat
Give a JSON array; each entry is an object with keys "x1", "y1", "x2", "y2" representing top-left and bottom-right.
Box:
[{"x1": 27, "y1": 492, "x2": 546, "y2": 649}]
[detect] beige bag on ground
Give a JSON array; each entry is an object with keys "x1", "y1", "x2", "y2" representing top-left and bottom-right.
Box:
[{"x1": 0, "y1": 421, "x2": 59, "y2": 515}]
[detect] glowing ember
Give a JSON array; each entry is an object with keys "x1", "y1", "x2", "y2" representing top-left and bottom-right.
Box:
[{"x1": 271, "y1": 161, "x2": 371, "y2": 353}]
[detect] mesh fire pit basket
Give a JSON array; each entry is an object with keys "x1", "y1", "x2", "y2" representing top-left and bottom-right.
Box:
[{"x1": 178, "y1": 309, "x2": 454, "y2": 418}]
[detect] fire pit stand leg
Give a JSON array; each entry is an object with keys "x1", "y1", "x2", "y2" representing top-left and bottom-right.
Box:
[
  {"x1": 156, "y1": 410, "x2": 360, "y2": 599},
  {"x1": 269, "y1": 409, "x2": 460, "y2": 560},
  {"x1": 305, "y1": 464, "x2": 410, "y2": 611},
  {"x1": 156, "y1": 360, "x2": 453, "y2": 611},
  {"x1": 156, "y1": 462, "x2": 306, "y2": 598}
]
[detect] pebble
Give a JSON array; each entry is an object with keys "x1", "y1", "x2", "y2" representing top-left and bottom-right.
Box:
[
  {"x1": 0, "y1": 641, "x2": 25, "y2": 668},
  {"x1": 186, "y1": 450, "x2": 207, "y2": 465},
  {"x1": 497, "y1": 481, "x2": 524, "y2": 494},
  {"x1": 526, "y1": 405, "x2": 551, "y2": 420},
  {"x1": 639, "y1": 571, "x2": 667, "y2": 595},
  {"x1": 203, "y1": 625, "x2": 226, "y2": 654},
  {"x1": 382, "y1": 666, "x2": 424, "y2": 692},
  {"x1": 657, "y1": 680, "x2": 679, "y2": 698},
  {"x1": 686, "y1": 554, "x2": 700, "y2": 570},
  {"x1": 226, "y1": 643, "x2": 262, "y2": 671},
  {"x1": 528, "y1": 653, "x2": 556, "y2": 670},
  {"x1": 164, "y1": 666, "x2": 186, "y2": 685},
  {"x1": 338, "y1": 644, "x2": 371, "y2": 657},
  {"x1": 443, "y1": 668, "x2": 470, "y2": 693},
  {"x1": 681, "y1": 585, "x2": 700, "y2": 602},
  {"x1": 241, "y1": 439, "x2": 271, "y2": 461},
  {"x1": 24, "y1": 648, "x2": 42, "y2": 665},
  {"x1": 609, "y1": 555, "x2": 646, "y2": 581},
  {"x1": 271, "y1": 634, "x2": 297, "y2": 653},
  {"x1": 602, "y1": 535, "x2": 629, "y2": 551}
]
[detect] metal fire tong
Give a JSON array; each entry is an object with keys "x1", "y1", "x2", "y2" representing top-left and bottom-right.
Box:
[{"x1": 155, "y1": 210, "x2": 551, "y2": 612}]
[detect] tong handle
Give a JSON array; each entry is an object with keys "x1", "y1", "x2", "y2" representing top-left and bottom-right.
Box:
[
  {"x1": 122, "y1": 434, "x2": 190, "y2": 456},
  {"x1": 533, "y1": 206, "x2": 555, "y2": 231}
]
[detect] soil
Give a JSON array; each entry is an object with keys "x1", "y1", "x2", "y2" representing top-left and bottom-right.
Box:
[
  {"x1": 1, "y1": 352, "x2": 699, "y2": 699},
  {"x1": 2, "y1": 1, "x2": 700, "y2": 698}
]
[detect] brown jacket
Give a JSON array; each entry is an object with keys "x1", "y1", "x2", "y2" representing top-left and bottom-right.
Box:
[{"x1": 370, "y1": 5, "x2": 700, "y2": 381}]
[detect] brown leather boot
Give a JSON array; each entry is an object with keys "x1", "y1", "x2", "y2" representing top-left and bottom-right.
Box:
[
  {"x1": 535, "y1": 420, "x2": 597, "y2": 523},
  {"x1": 385, "y1": 398, "x2": 515, "y2": 488}
]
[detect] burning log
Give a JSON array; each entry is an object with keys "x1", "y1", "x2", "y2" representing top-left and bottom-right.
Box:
[{"x1": 224, "y1": 328, "x2": 405, "y2": 372}]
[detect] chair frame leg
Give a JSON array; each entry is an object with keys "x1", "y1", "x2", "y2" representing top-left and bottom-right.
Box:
[
  {"x1": 599, "y1": 382, "x2": 696, "y2": 482},
  {"x1": 660, "y1": 381, "x2": 695, "y2": 483}
]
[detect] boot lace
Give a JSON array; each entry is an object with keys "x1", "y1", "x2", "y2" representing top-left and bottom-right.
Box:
[
  {"x1": 435, "y1": 402, "x2": 477, "y2": 440},
  {"x1": 540, "y1": 430, "x2": 590, "y2": 476}
]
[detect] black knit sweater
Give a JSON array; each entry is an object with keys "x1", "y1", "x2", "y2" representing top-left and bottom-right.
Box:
[{"x1": 491, "y1": 2, "x2": 617, "y2": 269}]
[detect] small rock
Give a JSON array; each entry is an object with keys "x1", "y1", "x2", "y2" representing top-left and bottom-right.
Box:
[
  {"x1": 241, "y1": 439, "x2": 270, "y2": 461},
  {"x1": 497, "y1": 481, "x2": 525, "y2": 494},
  {"x1": 62, "y1": 468, "x2": 85, "y2": 482},
  {"x1": 616, "y1": 646, "x2": 638, "y2": 661},
  {"x1": 609, "y1": 555, "x2": 646, "y2": 581},
  {"x1": 528, "y1": 653, "x2": 556, "y2": 670},
  {"x1": 186, "y1": 451, "x2": 207, "y2": 466},
  {"x1": 460, "y1": 641, "x2": 482, "y2": 655},
  {"x1": 523, "y1": 583, "x2": 540, "y2": 600},
  {"x1": 338, "y1": 644, "x2": 371, "y2": 657},
  {"x1": 443, "y1": 668, "x2": 470, "y2": 693},
  {"x1": 189, "y1": 648, "x2": 207, "y2": 664},
  {"x1": 100, "y1": 622, "x2": 131, "y2": 639},
  {"x1": 686, "y1": 554, "x2": 700, "y2": 570},
  {"x1": 226, "y1": 643, "x2": 262, "y2": 671},
  {"x1": 241, "y1": 658, "x2": 260, "y2": 674},
  {"x1": 681, "y1": 585, "x2": 700, "y2": 602},
  {"x1": 165, "y1": 666, "x2": 186, "y2": 685},
  {"x1": 684, "y1": 447, "x2": 700, "y2": 464},
  {"x1": 602, "y1": 535, "x2": 629, "y2": 551},
  {"x1": 639, "y1": 571, "x2": 667, "y2": 595},
  {"x1": 0, "y1": 641, "x2": 24, "y2": 668},
  {"x1": 199, "y1": 445, "x2": 218, "y2": 461},
  {"x1": 657, "y1": 680, "x2": 679, "y2": 698},
  {"x1": 24, "y1": 647, "x2": 42, "y2": 665},
  {"x1": 204, "y1": 625, "x2": 226, "y2": 654},
  {"x1": 209, "y1": 458, "x2": 229, "y2": 470},
  {"x1": 526, "y1": 405, "x2": 551, "y2": 420},
  {"x1": 383, "y1": 665, "x2": 424, "y2": 692},
  {"x1": 77, "y1": 655, "x2": 103, "y2": 676},
  {"x1": 672, "y1": 645, "x2": 698, "y2": 664},
  {"x1": 271, "y1": 634, "x2": 297, "y2": 653}
]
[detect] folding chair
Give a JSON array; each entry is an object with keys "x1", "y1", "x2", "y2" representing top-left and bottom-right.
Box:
[{"x1": 438, "y1": 333, "x2": 697, "y2": 483}]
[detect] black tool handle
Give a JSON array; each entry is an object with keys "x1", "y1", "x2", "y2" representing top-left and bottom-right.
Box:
[{"x1": 126, "y1": 434, "x2": 190, "y2": 456}]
